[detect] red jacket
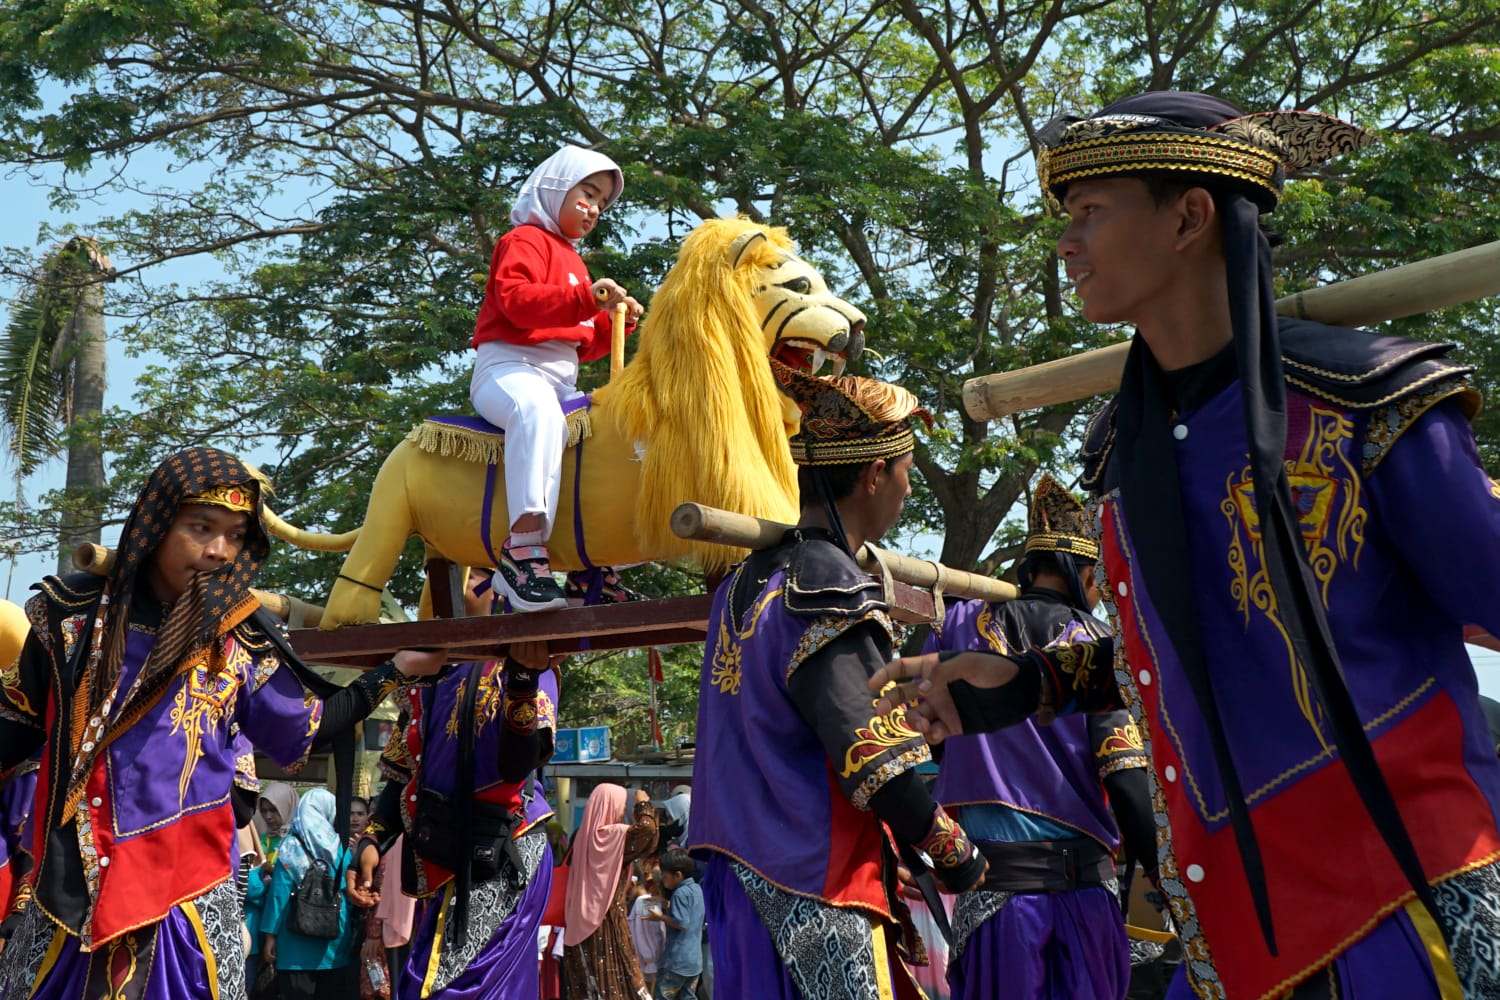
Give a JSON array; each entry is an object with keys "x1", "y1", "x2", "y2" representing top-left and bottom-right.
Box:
[{"x1": 470, "y1": 224, "x2": 632, "y2": 360}]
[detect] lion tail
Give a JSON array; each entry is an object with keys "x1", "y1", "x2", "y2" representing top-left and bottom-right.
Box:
[{"x1": 261, "y1": 507, "x2": 361, "y2": 552}]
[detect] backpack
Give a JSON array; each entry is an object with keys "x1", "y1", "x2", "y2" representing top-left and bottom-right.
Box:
[{"x1": 289, "y1": 834, "x2": 342, "y2": 939}]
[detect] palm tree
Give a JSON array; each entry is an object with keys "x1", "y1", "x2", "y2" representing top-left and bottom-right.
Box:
[{"x1": 0, "y1": 237, "x2": 114, "y2": 576}]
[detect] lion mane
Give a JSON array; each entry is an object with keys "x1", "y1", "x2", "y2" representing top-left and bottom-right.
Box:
[{"x1": 593, "y1": 218, "x2": 801, "y2": 571}]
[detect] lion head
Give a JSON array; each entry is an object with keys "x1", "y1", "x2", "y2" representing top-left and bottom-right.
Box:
[{"x1": 594, "y1": 218, "x2": 868, "y2": 570}]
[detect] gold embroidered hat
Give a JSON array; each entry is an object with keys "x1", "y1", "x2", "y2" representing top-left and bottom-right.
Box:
[
  {"x1": 771, "y1": 358, "x2": 931, "y2": 466},
  {"x1": 1024, "y1": 474, "x2": 1099, "y2": 561},
  {"x1": 1036, "y1": 91, "x2": 1372, "y2": 210}
]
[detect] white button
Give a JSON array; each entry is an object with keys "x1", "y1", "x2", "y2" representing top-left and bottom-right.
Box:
[
  {"x1": 1186, "y1": 863, "x2": 1205, "y2": 883},
  {"x1": 81, "y1": 741, "x2": 94, "y2": 752},
  {"x1": 1163, "y1": 766, "x2": 1177, "y2": 783},
  {"x1": 98, "y1": 856, "x2": 110, "y2": 868},
  {"x1": 409, "y1": 687, "x2": 418, "y2": 696},
  {"x1": 1137, "y1": 670, "x2": 1152, "y2": 686},
  {"x1": 1116, "y1": 581, "x2": 1128, "y2": 598},
  {"x1": 1173, "y1": 424, "x2": 1189, "y2": 440},
  {"x1": 90, "y1": 797, "x2": 102, "y2": 808},
  {"x1": 414, "y1": 754, "x2": 421, "y2": 762},
  {"x1": 409, "y1": 795, "x2": 418, "y2": 804}
]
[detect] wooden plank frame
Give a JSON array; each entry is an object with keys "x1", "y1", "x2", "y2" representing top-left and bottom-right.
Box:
[{"x1": 288, "y1": 583, "x2": 945, "y2": 668}]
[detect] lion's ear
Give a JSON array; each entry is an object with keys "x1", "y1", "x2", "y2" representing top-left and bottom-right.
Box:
[{"x1": 726, "y1": 230, "x2": 768, "y2": 269}]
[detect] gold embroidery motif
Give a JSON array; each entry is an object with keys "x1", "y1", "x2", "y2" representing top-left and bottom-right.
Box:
[
  {"x1": 1098, "y1": 721, "x2": 1145, "y2": 756},
  {"x1": 168, "y1": 657, "x2": 241, "y2": 807},
  {"x1": 447, "y1": 665, "x2": 504, "y2": 737},
  {"x1": 839, "y1": 707, "x2": 923, "y2": 778},
  {"x1": 975, "y1": 604, "x2": 1011, "y2": 656},
  {"x1": 1220, "y1": 405, "x2": 1366, "y2": 747},
  {"x1": 709, "y1": 565, "x2": 787, "y2": 693},
  {"x1": 0, "y1": 658, "x2": 33, "y2": 717},
  {"x1": 710, "y1": 619, "x2": 743, "y2": 696}
]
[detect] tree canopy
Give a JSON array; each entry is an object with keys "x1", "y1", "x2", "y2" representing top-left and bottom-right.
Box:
[{"x1": 3, "y1": 0, "x2": 1497, "y2": 746}]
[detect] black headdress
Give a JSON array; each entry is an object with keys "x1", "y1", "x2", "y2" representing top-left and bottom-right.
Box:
[
  {"x1": 772, "y1": 358, "x2": 931, "y2": 557},
  {"x1": 1038, "y1": 92, "x2": 1433, "y2": 953},
  {"x1": 1019, "y1": 474, "x2": 1098, "y2": 611}
]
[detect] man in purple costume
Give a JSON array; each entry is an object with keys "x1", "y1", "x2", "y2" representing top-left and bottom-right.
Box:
[
  {"x1": 875, "y1": 92, "x2": 1500, "y2": 999},
  {"x1": 926, "y1": 474, "x2": 1155, "y2": 1000},
  {"x1": 0, "y1": 447, "x2": 443, "y2": 999},
  {"x1": 0, "y1": 757, "x2": 38, "y2": 926},
  {"x1": 687, "y1": 360, "x2": 988, "y2": 1000},
  {"x1": 354, "y1": 567, "x2": 560, "y2": 999}
]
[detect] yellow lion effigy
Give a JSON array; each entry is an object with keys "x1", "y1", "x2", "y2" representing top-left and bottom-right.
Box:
[
  {"x1": 268, "y1": 218, "x2": 868, "y2": 628},
  {"x1": 1, "y1": 598, "x2": 28, "y2": 671}
]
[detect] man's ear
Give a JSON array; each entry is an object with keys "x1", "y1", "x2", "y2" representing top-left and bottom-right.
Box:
[
  {"x1": 864, "y1": 458, "x2": 888, "y2": 495},
  {"x1": 1174, "y1": 187, "x2": 1218, "y2": 252}
]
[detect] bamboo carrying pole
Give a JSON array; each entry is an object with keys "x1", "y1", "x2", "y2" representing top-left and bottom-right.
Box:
[
  {"x1": 73, "y1": 542, "x2": 326, "y2": 627},
  {"x1": 963, "y1": 240, "x2": 1500, "y2": 420},
  {"x1": 611, "y1": 302, "x2": 627, "y2": 379},
  {"x1": 670, "y1": 501, "x2": 1019, "y2": 603}
]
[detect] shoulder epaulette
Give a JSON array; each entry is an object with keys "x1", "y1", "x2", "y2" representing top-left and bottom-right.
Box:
[
  {"x1": 1278, "y1": 317, "x2": 1476, "y2": 411},
  {"x1": 1276, "y1": 317, "x2": 1479, "y2": 475},
  {"x1": 31, "y1": 572, "x2": 104, "y2": 613},
  {"x1": 784, "y1": 536, "x2": 886, "y2": 618}
]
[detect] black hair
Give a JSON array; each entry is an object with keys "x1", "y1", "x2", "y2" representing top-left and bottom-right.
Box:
[
  {"x1": 660, "y1": 849, "x2": 695, "y2": 877},
  {"x1": 796, "y1": 461, "x2": 870, "y2": 505},
  {"x1": 1019, "y1": 550, "x2": 1095, "y2": 581}
]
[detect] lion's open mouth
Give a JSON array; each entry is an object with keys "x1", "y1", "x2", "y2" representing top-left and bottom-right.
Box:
[{"x1": 773, "y1": 338, "x2": 847, "y2": 377}]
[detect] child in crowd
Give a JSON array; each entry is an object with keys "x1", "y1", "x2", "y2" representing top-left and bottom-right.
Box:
[
  {"x1": 648, "y1": 851, "x2": 704, "y2": 1000},
  {"x1": 628, "y1": 873, "x2": 667, "y2": 991},
  {"x1": 469, "y1": 144, "x2": 643, "y2": 611}
]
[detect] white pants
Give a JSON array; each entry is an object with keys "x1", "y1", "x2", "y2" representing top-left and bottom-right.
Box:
[{"x1": 469, "y1": 352, "x2": 582, "y2": 541}]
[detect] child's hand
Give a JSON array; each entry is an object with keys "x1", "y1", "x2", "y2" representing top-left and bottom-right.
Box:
[
  {"x1": 623, "y1": 296, "x2": 644, "y2": 323},
  {"x1": 593, "y1": 278, "x2": 628, "y2": 309}
]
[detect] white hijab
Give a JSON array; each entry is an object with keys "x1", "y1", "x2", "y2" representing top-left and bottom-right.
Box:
[{"x1": 509, "y1": 145, "x2": 624, "y2": 244}]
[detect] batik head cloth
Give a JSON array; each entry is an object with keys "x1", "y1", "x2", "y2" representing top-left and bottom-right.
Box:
[{"x1": 771, "y1": 358, "x2": 931, "y2": 467}]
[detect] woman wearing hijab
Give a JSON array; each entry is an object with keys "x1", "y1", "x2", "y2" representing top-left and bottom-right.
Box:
[
  {"x1": 655, "y1": 788, "x2": 691, "y2": 849},
  {"x1": 260, "y1": 781, "x2": 300, "y2": 860},
  {"x1": 562, "y1": 784, "x2": 659, "y2": 1000},
  {"x1": 263, "y1": 788, "x2": 360, "y2": 998},
  {"x1": 0, "y1": 447, "x2": 444, "y2": 998},
  {"x1": 468, "y1": 144, "x2": 644, "y2": 611},
  {"x1": 247, "y1": 780, "x2": 298, "y2": 992}
]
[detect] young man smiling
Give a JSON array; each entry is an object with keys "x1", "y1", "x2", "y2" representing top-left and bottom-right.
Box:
[
  {"x1": 875, "y1": 92, "x2": 1500, "y2": 998},
  {"x1": 0, "y1": 447, "x2": 443, "y2": 998}
]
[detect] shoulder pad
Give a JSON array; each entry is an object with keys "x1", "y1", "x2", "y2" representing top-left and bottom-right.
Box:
[
  {"x1": 1278, "y1": 317, "x2": 1475, "y2": 412},
  {"x1": 1079, "y1": 397, "x2": 1118, "y2": 497},
  {"x1": 784, "y1": 537, "x2": 885, "y2": 618},
  {"x1": 31, "y1": 572, "x2": 104, "y2": 612}
]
